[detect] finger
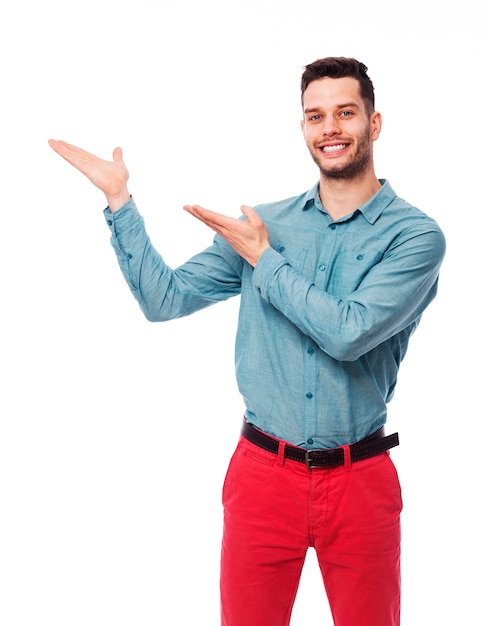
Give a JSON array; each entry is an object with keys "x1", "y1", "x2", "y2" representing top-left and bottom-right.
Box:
[
  {"x1": 113, "y1": 147, "x2": 123, "y2": 162},
  {"x1": 48, "y1": 139, "x2": 68, "y2": 151},
  {"x1": 48, "y1": 139, "x2": 75, "y2": 158},
  {"x1": 183, "y1": 205, "x2": 232, "y2": 237},
  {"x1": 184, "y1": 205, "x2": 225, "y2": 224},
  {"x1": 183, "y1": 204, "x2": 212, "y2": 224},
  {"x1": 182, "y1": 204, "x2": 201, "y2": 218},
  {"x1": 240, "y1": 205, "x2": 259, "y2": 223},
  {"x1": 48, "y1": 139, "x2": 88, "y2": 157},
  {"x1": 48, "y1": 140, "x2": 97, "y2": 169}
]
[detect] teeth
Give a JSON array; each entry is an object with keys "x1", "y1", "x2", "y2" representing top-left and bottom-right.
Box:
[{"x1": 322, "y1": 144, "x2": 347, "y2": 153}]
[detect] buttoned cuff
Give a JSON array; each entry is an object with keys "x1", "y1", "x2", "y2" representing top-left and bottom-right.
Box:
[
  {"x1": 103, "y1": 197, "x2": 140, "y2": 235},
  {"x1": 252, "y1": 247, "x2": 290, "y2": 299}
]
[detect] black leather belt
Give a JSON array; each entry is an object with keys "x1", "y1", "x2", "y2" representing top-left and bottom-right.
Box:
[{"x1": 241, "y1": 420, "x2": 399, "y2": 469}]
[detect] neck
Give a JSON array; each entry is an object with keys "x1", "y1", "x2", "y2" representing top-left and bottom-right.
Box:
[{"x1": 318, "y1": 170, "x2": 381, "y2": 221}]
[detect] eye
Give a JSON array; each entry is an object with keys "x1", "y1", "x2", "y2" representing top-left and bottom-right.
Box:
[
  {"x1": 309, "y1": 114, "x2": 322, "y2": 121},
  {"x1": 340, "y1": 110, "x2": 353, "y2": 118}
]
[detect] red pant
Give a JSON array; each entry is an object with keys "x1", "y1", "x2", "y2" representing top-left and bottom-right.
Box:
[{"x1": 221, "y1": 435, "x2": 402, "y2": 626}]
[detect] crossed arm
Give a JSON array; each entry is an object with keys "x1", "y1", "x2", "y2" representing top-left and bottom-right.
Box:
[{"x1": 48, "y1": 140, "x2": 270, "y2": 267}]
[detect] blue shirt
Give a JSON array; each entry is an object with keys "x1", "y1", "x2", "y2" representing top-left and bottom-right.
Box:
[{"x1": 104, "y1": 180, "x2": 445, "y2": 449}]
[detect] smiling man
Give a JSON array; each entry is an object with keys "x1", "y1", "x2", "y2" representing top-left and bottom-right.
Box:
[
  {"x1": 302, "y1": 74, "x2": 381, "y2": 187},
  {"x1": 49, "y1": 57, "x2": 446, "y2": 626}
]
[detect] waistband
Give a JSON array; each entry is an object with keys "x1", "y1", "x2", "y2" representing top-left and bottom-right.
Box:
[{"x1": 241, "y1": 420, "x2": 399, "y2": 469}]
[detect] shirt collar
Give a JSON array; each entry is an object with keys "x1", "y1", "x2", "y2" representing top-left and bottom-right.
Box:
[{"x1": 303, "y1": 179, "x2": 397, "y2": 224}]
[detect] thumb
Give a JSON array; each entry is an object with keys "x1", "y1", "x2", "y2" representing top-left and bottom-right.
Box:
[
  {"x1": 240, "y1": 205, "x2": 259, "y2": 223},
  {"x1": 113, "y1": 147, "x2": 123, "y2": 162}
]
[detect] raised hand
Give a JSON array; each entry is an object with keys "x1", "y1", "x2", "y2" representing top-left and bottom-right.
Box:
[
  {"x1": 183, "y1": 204, "x2": 270, "y2": 267},
  {"x1": 48, "y1": 140, "x2": 130, "y2": 212}
]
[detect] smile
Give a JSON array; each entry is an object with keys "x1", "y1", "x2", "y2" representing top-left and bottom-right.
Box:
[{"x1": 320, "y1": 144, "x2": 348, "y2": 153}]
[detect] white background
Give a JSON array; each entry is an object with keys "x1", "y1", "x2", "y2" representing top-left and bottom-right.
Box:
[{"x1": 1, "y1": 1, "x2": 483, "y2": 624}]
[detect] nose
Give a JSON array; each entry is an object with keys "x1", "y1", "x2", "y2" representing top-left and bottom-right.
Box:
[{"x1": 321, "y1": 116, "x2": 341, "y2": 137}]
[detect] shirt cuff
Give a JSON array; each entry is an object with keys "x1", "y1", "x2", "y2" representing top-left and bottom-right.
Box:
[
  {"x1": 252, "y1": 247, "x2": 290, "y2": 299},
  {"x1": 103, "y1": 197, "x2": 139, "y2": 235}
]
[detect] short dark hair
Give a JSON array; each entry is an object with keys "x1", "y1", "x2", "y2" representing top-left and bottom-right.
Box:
[{"x1": 301, "y1": 57, "x2": 375, "y2": 113}]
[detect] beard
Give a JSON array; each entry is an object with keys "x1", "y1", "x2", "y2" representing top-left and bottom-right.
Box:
[{"x1": 310, "y1": 124, "x2": 372, "y2": 181}]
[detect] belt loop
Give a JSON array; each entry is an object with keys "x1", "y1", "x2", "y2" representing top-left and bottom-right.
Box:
[
  {"x1": 343, "y1": 445, "x2": 351, "y2": 471},
  {"x1": 277, "y1": 441, "x2": 286, "y2": 467}
]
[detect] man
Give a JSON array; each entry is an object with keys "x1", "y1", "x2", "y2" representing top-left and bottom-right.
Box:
[{"x1": 49, "y1": 57, "x2": 446, "y2": 626}]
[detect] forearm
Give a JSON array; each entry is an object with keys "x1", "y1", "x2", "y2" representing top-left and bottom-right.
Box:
[
  {"x1": 253, "y1": 229, "x2": 446, "y2": 361},
  {"x1": 104, "y1": 198, "x2": 242, "y2": 320}
]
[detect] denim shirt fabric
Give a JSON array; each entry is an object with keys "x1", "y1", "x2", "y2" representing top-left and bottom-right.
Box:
[{"x1": 103, "y1": 180, "x2": 446, "y2": 449}]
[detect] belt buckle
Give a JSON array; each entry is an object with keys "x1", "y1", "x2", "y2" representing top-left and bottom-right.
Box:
[{"x1": 305, "y1": 449, "x2": 318, "y2": 470}]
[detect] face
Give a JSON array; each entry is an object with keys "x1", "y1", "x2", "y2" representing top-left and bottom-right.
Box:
[{"x1": 301, "y1": 76, "x2": 382, "y2": 180}]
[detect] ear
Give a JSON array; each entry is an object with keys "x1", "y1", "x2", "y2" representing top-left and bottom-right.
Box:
[{"x1": 370, "y1": 112, "x2": 382, "y2": 141}]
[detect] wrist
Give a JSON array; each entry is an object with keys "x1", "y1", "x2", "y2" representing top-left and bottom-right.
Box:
[
  {"x1": 106, "y1": 187, "x2": 130, "y2": 213},
  {"x1": 249, "y1": 243, "x2": 271, "y2": 268}
]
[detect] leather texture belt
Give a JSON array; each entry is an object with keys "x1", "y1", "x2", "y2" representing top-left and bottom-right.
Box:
[{"x1": 241, "y1": 420, "x2": 399, "y2": 469}]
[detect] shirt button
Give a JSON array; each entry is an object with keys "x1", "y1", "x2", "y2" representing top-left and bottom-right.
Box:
[
  {"x1": 307, "y1": 347, "x2": 315, "y2": 355},
  {"x1": 306, "y1": 392, "x2": 313, "y2": 399},
  {"x1": 127, "y1": 253, "x2": 133, "y2": 259},
  {"x1": 278, "y1": 245, "x2": 285, "y2": 253},
  {"x1": 356, "y1": 254, "x2": 363, "y2": 260},
  {"x1": 329, "y1": 224, "x2": 336, "y2": 230},
  {"x1": 307, "y1": 438, "x2": 314, "y2": 445},
  {"x1": 107, "y1": 219, "x2": 113, "y2": 226},
  {"x1": 318, "y1": 264, "x2": 326, "y2": 271}
]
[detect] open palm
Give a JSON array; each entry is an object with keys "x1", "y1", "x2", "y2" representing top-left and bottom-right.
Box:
[{"x1": 48, "y1": 140, "x2": 130, "y2": 210}]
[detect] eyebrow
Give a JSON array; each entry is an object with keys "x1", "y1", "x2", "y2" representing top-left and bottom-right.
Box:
[{"x1": 303, "y1": 102, "x2": 359, "y2": 114}]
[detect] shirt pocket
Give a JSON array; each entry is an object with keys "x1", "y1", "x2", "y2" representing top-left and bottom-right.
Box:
[
  {"x1": 326, "y1": 248, "x2": 385, "y2": 296},
  {"x1": 272, "y1": 241, "x2": 309, "y2": 274}
]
